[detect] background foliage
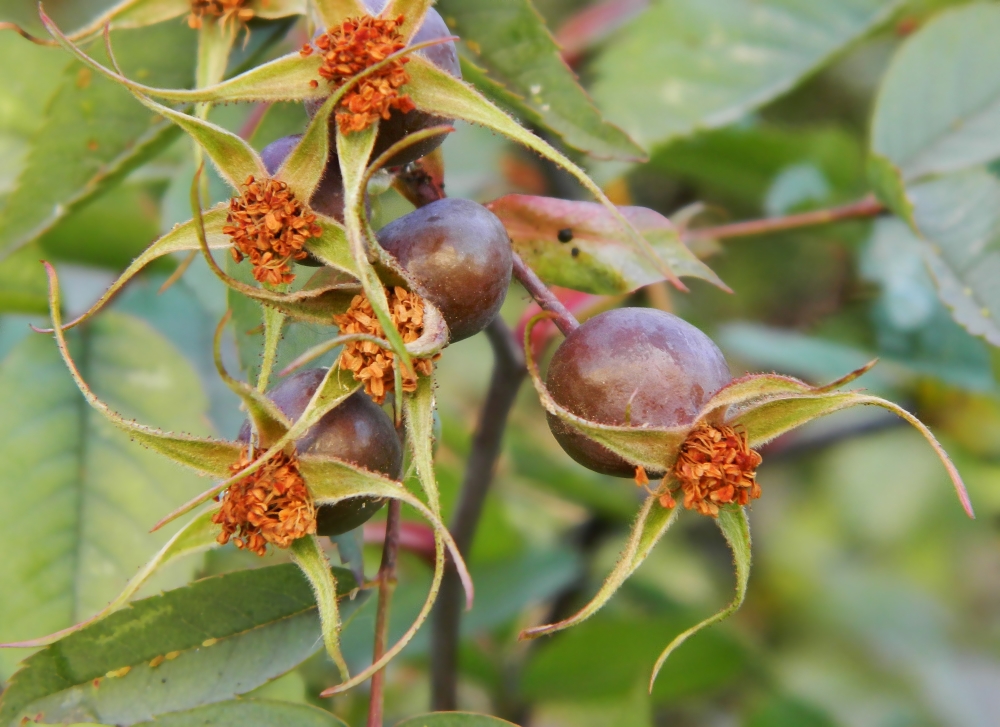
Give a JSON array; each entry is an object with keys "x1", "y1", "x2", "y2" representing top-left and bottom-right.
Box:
[{"x1": 1, "y1": 0, "x2": 999, "y2": 725}]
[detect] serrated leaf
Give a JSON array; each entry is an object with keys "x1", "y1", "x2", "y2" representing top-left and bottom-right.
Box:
[
  {"x1": 592, "y1": 0, "x2": 902, "y2": 150},
  {"x1": 436, "y1": 0, "x2": 645, "y2": 161},
  {"x1": 908, "y1": 167, "x2": 1000, "y2": 348},
  {"x1": 0, "y1": 312, "x2": 216, "y2": 678},
  {"x1": 405, "y1": 55, "x2": 681, "y2": 287},
  {"x1": 43, "y1": 264, "x2": 243, "y2": 479},
  {"x1": 487, "y1": 194, "x2": 726, "y2": 294},
  {"x1": 394, "y1": 714, "x2": 520, "y2": 727},
  {"x1": 0, "y1": 21, "x2": 195, "y2": 259},
  {"x1": 649, "y1": 505, "x2": 750, "y2": 690},
  {"x1": 130, "y1": 699, "x2": 349, "y2": 727},
  {"x1": 520, "y1": 496, "x2": 680, "y2": 641},
  {"x1": 290, "y1": 536, "x2": 349, "y2": 678},
  {"x1": 1, "y1": 509, "x2": 220, "y2": 649},
  {"x1": 871, "y1": 4, "x2": 1000, "y2": 181},
  {"x1": 0, "y1": 564, "x2": 362, "y2": 726},
  {"x1": 403, "y1": 375, "x2": 441, "y2": 514}
]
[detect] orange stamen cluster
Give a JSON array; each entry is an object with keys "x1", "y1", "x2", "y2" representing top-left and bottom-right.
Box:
[
  {"x1": 213, "y1": 447, "x2": 317, "y2": 556},
  {"x1": 333, "y1": 286, "x2": 436, "y2": 404},
  {"x1": 672, "y1": 423, "x2": 762, "y2": 517},
  {"x1": 304, "y1": 14, "x2": 416, "y2": 133},
  {"x1": 187, "y1": 0, "x2": 253, "y2": 29},
  {"x1": 223, "y1": 175, "x2": 322, "y2": 285}
]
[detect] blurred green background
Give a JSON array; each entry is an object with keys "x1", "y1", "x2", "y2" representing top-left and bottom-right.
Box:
[{"x1": 1, "y1": 1, "x2": 999, "y2": 726}]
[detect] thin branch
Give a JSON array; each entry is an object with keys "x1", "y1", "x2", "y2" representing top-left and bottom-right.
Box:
[
  {"x1": 430, "y1": 318, "x2": 528, "y2": 711},
  {"x1": 512, "y1": 253, "x2": 579, "y2": 335},
  {"x1": 684, "y1": 196, "x2": 884, "y2": 242},
  {"x1": 367, "y1": 499, "x2": 401, "y2": 727}
]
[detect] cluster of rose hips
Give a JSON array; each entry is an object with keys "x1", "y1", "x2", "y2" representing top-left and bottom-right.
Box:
[{"x1": 225, "y1": 1, "x2": 753, "y2": 544}]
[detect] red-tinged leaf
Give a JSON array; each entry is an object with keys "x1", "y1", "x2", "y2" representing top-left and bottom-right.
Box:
[
  {"x1": 488, "y1": 195, "x2": 727, "y2": 294},
  {"x1": 0, "y1": 509, "x2": 220, "y2": 649},
  {"x1": 404, "y1": 56, "x2": 684, "y2": 290},
  {"x1": 290, "y1": 535, "x2": 350, "y2": 679},
  {"x1": 520, "y1": 496, "x2": 680, "y2": 641},
  {"x1": 555, "y1": 0, "x2": 648, "y2": 64},
  {"x1": 649, "y1": 505, "x2": 750, "y2": 690},
  {"x1": 42, "y1": 263, "x2": 243, "y2": 478}
]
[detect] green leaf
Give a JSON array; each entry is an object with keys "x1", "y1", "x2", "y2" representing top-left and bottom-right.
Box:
[
  {"x1": 403, "y1": 375, "x2": 442, "y2": 514},
  {"x1": 487, "y1": 194, "x2": 727, "y2": 294},
  {"x1": 0, "y1": 244, "x2": 48, "y2": 314},
  {"x1": 394, "y1": 714, "x2": 520, "y2": 727},
  {"x1": 867, "y1": 153, "x2": 915, "y2": 228},
  {"x1": 0, "y1": 564, "x2": 362, "y2": 727},
  {"x1": 649, "y1": 505, "x2": 750, "y2": 690},
  {"x1": 131, "y1": 699, "x2": 349, "y2": 727},
  {"x1": 871, "y1": 4, "x2": 1000, "y2": 181},
  {"x1": 405, "y1": 56, "x2": 682, "y2": 288},
  {"x1": 43, "y1": 265, "x2": 244, "y2": 480},
  {"x1": 0, "y1": 21, "x2": 196, "y2": 260},
  {"x1": 290, "y1": 536, "x2": 349, "y2": 679},
  {"x1": 1, "y1": 510, "x2": 220, "y2": 649},
  {"x1": 0, "y1": 312, "x2": 216, "y2": 679},
  {"x1": 592, "y1": 0, "x2": 901, "y2": 150},
  {"x1": 908, "y1": 167, "x2": 1000, "y2": 347},
  {"x1": 436, "y1": 0, "x2": 646, "y2": 161},
  {"x1": 520, "y1": 497, "x2": 681, "y2": 640}
]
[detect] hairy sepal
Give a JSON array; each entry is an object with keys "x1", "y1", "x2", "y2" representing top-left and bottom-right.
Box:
[
  {"x1": 278, "y1": 94, "x2": 339, "y2": 202},
  {"x1": 39, "y1": 207, "x2": 229, "y2": 333},
  {"x1": 403, "y1": 375, "x2": 441, "y2": 514},
  {"x1": 313, "y1": 0, "x2": 367, "y2": 28},
  {"x1": 384, "y1": 0, "x2": 433, "y2": 41},
  {"x1": 649, "y1": 505, "x2": 750, "y2": 691},
  {"x1": 43, "y1": 263, "x2": 244, "y2": 478},
  {"x1": 488, "y1": 195, "x2": 727, "y2": 294},
  {"x1": 301, "y1": 455, "x2": 473, "y2": 696},
  {"x1": 520, "y1": 497, "x2": 680, "y2": 641},
  {"x1": 290, "y1": 535, "x2": 350, "y2": 679},
  {"x1": 0, "y1": 508, "x2": 220, "y2": 648},
  {"x1": 405, "y1": 57, "x2": 684, "y2": 291}
]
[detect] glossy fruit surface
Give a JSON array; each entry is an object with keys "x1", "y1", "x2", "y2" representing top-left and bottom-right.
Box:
[
  {"x1": 238, "y1": 368, "x2": 402, "y2": 536},
  {"x1": 377, "y1": 198, "x2": 513, "y2": 342},
  {"x1": 305, "y1": 0, "x2": 461, "y2": 167},
  {"x1": 545, "y1": 308, "x2": 732, "y2": 477}
]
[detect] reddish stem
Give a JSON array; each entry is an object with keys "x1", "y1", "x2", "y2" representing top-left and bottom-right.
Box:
[
  {"x1": 512, "y1": 253, "x2": 579, "y2": 335},
  {"x1": 684, "y1": 196, "x2": 884, "y2": 242},
  {"x1": 366, "y1": 500, "x2": 401, "y2": 727}
]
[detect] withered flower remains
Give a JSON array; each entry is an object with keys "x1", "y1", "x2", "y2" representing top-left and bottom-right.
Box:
[
  {"x1": 223, "y1": 175, "x2": 322, "y2": 285},
  {"x1": 305, "y1": 14, "x2": 416, "y2": 133},
  {"x1": 187, "y1": 0, "x2": 253, "y2": 29},
  {"x1": 213, "y1": 447, "x2": 317, "y2": 556},
  {"x1": 333, "y1": 286, "x2": 436, "y2": 404},
  {"x1": 672, "y1": 423, "x2": 762, "y2": 517}
]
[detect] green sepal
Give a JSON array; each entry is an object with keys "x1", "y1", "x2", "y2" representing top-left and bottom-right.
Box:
[
  {"x1": 403, "y1": 375, "x2": 441, "y2": 514},
  {"x1": 519, "y1": 496, "x2": 680, "y2": 641},
  {"x1": 43, "y1": 263, "x2": 244, "y2": 479},
  {"x1": 290, "y1": 535, "x2": 350, "y2": 679},
  {"x1": 648, "y1": 505, "x2": 750, "y2": 691},
  {"x1": 404, "y1": 56, "x2": 684, "y2": 290},
  {"x1": 313, "y1": 0, "x2": 367, "y2": 29}
]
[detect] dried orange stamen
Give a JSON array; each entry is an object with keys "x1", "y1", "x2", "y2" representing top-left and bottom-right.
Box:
[
  {"x1": 305, "y1": 14, "x2": 417, "y2": 133},
  {"x1": 333, "y1": 286, "x2": 437, "y2": 404},
  {"x1": 223, "y1": 175, "x2": 322, "y2": 286},
  {"x1": 212, "y1": 447, "x2": 317, "y2": 556},
  {"x1": 187, "y1": 0, "x2": 254, "y2": 29},
  {"x1": 672, "y1": 423, "x2": 762, "y2": 517}
]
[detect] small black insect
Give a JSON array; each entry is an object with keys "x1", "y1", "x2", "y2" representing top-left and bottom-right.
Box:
[
  {"x1": 558, "y1": 228, "x2": 573, "y2": 243},
  {"x1": 571, "y1": 247, "x2": 580, "y2": 258}
]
